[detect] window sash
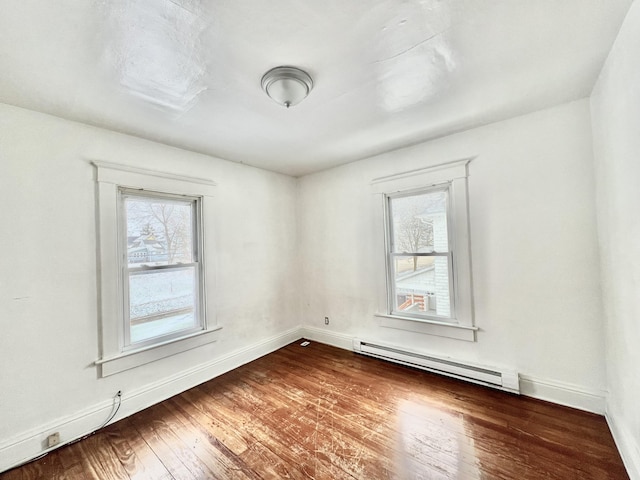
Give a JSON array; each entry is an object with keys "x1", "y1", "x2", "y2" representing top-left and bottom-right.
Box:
[
  {"x1": 123, "y1": 265, "x2": 204, "y2": 349},
  {"x1": 385, "y1": 186, "x2": 456, "y2": 322},
  {"x1": 119, "y1": 189, "x2": 205, "y2": 350},
  {"x1": 128, "y1": 263, "x2": 198, "y2": 272},
  {"x1": 389, "y1": 252, "x2": 449, "y2": 257}
]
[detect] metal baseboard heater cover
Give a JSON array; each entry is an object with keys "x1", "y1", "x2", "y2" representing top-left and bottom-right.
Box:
[{"x1": 353, "y1": 339, "x2": 520, "y2": 394}]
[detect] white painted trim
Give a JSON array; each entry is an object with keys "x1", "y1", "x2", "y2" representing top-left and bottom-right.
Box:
[
  {"x1": 0, "y1": 327, "x2": 302, "y2": 474},
  {"x1": 93, "y1": 161, "x2": 219, "y2": 376},
  {"x1": 300, "y1": 326, "x2": 354, "y2": 351},
  {"x1": 370, "y1": 157, "x2": 473, "y2": 192},
  {"x1": 606, "y1": 408, "x2": 640, "y2": 480},
  {"x1": 375, "y1": 314, "x2": 477, "y2": 342},
  {"x1": 96, "y1": 326, "x2": 223, "y2": 377},
  {"x1": 301, "y1": 328, "x2": 608, "y2": 415},
  {"x1": 519, "y1": 374, "x2": 606, "y2": 414},
  {"x1": 91, "y1": 160, "x2": 218, "y2": 188},
  {"x1": 370, "y1": 159, "x2": 475, "y2": 340}
]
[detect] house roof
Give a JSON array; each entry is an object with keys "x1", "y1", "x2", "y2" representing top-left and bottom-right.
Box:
[{"x1": 396, "y1": 267, "x2": 435, "y2": 295}]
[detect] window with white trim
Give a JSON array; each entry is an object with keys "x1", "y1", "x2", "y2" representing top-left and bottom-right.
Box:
[
  {"x1": 94, "y1": 161, "x2": 220, "y2": 376},
  {"x1": 372, "y1": 159, "x2": 476, "y2": 341}
]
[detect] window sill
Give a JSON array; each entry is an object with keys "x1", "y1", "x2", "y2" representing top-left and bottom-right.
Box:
[
  {"x1": 374, "y1": 313, "x2": 477, "y2": 342},
  {"x1": 95, "y1": 325, "x2": 223, "y2": 377}
]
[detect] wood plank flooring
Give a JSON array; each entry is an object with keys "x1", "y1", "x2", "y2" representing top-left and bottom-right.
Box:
[{"x1": 1, "y1": 340, "x2": 629, "y2": 479}]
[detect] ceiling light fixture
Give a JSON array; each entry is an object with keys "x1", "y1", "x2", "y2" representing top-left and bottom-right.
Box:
[{"x1": 261, "y1": 66, "x2": 313, "y2": 108}]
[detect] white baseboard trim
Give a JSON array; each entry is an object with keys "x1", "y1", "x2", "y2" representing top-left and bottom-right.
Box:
[
  {"x1": 300, "y1": 326, "x2": 354, "y2": 351},
  {"x1": 301, "y1": 327, "x2": 607, "y2": 415},
  {"x1": 519, "y1": 374, "x2": 606, "y2": 414},
  {"x1": 0, "y1": 327, "x2": 302, "y2": 474},
  {"x1": 606, "y1": 408, "x2": 640, "y2": 480},
  {"x1": 0, "y1": 326, "x2": 614, "y2": 473}
]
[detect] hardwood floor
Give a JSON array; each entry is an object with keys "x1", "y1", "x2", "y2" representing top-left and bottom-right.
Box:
[{"x1": 1, "y1": 340, "x2": 629, "y2": 479}]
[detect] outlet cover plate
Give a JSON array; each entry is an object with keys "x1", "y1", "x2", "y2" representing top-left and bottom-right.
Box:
[{"x1": 47, "y1": 432, "x2": 60, "y2": 448}]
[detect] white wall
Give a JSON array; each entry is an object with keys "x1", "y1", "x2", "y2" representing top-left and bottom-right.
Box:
[
  {"x1": 298, "y1": 99, "x2": 607, "y2": 410},
  {"x1": 0, "y1": 67, "x2": 632, "y2": 473},
  {"x1": 591, "y1": 1, "x2": 640, "y2": 477},
  {"x1": 0, "y1": 103, "x2": 299, "y2": 467}
]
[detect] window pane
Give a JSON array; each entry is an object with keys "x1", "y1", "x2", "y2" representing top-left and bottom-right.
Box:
[
  {"x1": 125, "y1": 195, "x2": 194, "y2": 267},
  {"x1": 392, "y1": 255, "x2": 452, "y2": 318},
  {"x1": 128, "y1": 267, "x2": 199, "y2": 344},
  {"x1": 390, "y1": 190, "x2": 448, "y2": 253}
]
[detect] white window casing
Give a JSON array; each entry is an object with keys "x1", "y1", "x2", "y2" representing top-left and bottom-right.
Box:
[
  {"x1": 93, "y1": 161, "x2": 221, "y2": 376},
  {"x1": 371, "y1": 158, "x2": 476, "y2": 342}
]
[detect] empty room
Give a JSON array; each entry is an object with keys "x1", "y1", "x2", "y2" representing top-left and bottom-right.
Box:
[{"x1": 0, "y1": 0, "x2": 638, "y2": 478}]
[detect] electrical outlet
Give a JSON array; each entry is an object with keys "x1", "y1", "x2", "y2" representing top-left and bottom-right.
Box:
[
  {"x1": 47, "y1": 432, "x2": 60, "y2": 448},
  {"x1": 324, "y1": 316, "x2": 329, "y2": 325}
]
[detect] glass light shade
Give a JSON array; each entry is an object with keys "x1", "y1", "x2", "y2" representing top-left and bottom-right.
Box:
[{"x1": 261, "y1": 66, "x2": 313, "y2": 108}]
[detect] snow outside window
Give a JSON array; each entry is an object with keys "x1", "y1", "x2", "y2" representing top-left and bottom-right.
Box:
[
  {"x1": 120, "y1": 190, "x2": 204, "y2": 349},
  {"x1": 94, "y1": 161, "x2": 219, "y2": 376}
]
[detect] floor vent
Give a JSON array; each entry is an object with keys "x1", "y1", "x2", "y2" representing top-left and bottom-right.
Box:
[{"x1": 353, "y1": 339, "x2": 520, "y2": 394}]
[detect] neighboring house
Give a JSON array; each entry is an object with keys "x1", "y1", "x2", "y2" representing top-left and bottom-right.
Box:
[
  {"x1": 395, "y1": 193, "x2": 450, "y2": 317},
  {"x1": 127, "y1": 234, "x2": 168, "y2": 264}
]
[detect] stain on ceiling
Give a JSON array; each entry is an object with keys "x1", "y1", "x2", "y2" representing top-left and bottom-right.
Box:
[{"x1": 0, "y1": 0, "x2": 632, "y2": 176}]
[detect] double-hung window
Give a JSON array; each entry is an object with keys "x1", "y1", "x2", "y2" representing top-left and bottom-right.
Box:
[
  {"x1": 387, "y1": 187, "x2": 453, "y2": 321},
  {"x1": 372, "y1": 158, "x2": 476, "y2": 341},
  {"x1": 94, "y1": 161, "x2": 219, "y2": 376},
  {"x1": 121, "y1": 190, "x2": 204, "y2": 349}
]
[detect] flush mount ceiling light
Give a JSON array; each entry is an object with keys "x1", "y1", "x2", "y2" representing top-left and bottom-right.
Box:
[{"x1": 261, "y1": 66, "x2": 313, "y2": 108}]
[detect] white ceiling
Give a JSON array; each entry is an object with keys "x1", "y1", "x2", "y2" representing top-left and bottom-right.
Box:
[{"x1": 0, "y1": 0, "x2": 632, "y2": 176}]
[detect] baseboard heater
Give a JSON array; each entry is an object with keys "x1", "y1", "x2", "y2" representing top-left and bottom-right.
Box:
[{"x1": 353, "y1": 339, "x2": 520, "y2": 394}]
